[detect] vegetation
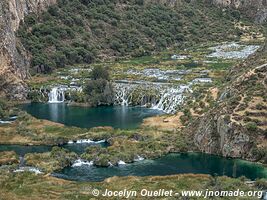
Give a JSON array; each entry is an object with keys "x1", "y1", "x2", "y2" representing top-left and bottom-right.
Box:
[
  {"x1": 84, "y1": 66, "x2": 114, "y2": 106},
  {"x1": 0, "y1": 112, "x2": 88, "y2": 145},
  {"x1": 0, "y1": 99, "x2": 7, "y2": 118},
  {"x1": 0, "y1": 170, "x2": 264, "y2": 200},
  {"x1": 17, "y1": 0, "x2": 252, "y2": 71},
  {"x1": 25, "y1": 147, "x2": 78, "y2": 172}
]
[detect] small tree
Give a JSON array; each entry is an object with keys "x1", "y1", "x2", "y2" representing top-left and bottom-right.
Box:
[
  {"x1": 84, "y1": 66, "x2": 113, "y2": 106},
  {"x1": 90, "y1": 66, "x2": 110, "y2": 80}
]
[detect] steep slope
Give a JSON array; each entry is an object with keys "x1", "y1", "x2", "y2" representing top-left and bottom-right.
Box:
[
  {"x1": 0, "y1": 0, "x2": 56, "y2": 100},
  {"x1": 17, "y1": 0, "x2": 263, "y2": 72},
  {"x1": 191, "y1": 42, "x2": 267, "y2": 163},
  {"x1": 211, "y1": 0, "x2": 267, "y2": 23}
]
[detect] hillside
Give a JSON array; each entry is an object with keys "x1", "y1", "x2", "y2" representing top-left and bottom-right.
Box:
[
  {"x1": 189, "y1": 42, "x2": 267, "y2": 163},
  {"x1": 17, "y1": 0, "x2": 264, "y2": 72},
  {"x1": 212, "y1": 0, "x2": 267, "y2": 23}
]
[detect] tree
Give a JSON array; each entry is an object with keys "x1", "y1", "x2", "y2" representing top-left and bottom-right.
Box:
[
  {"x1": 83, "y1": 66, "x2": 113, "y2": 106},
  {"x1": 90, "y1": 66, "x2": 110, "y2": 80}
]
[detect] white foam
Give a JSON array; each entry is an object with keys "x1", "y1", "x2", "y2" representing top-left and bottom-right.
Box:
[
  {"x1": 134, "y1": 155, "x2": 145, "y2": 162},
  {"x1": 117, "y1": 160, "x2": 126, "y2": 165},
  {"x1": 75, "y1": 139, "x2": 105, "y2": 144},
  {"x1": 94, "y1": 139, "x2": 106, "y2": 144},
  {"x1": 108, "y1": 162, "x2": 114, "y2": 167},
  {"x1": 0, "y1": 120, "x2": 12, "y2": 124},
  {"x1": 171, "y1": 54, "x2": 188, "y2": 60},
  {"x1": 192, "y1": 78, "x2": 212, "y2": 83},
  {"x1": 72, "y1": 159, "x2": 93, "y2": 167},
  {"x1": 14, "y1": 167, "x2": 42, "y2": 174}
]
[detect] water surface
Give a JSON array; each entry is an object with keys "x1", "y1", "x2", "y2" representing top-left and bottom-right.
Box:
[
  {"x1": 22, "y1": 103, "x2": 162, "y2": 129},
  {"x1": 0, "y1": 142, "x2": 107, "y2": 155},
  {"x1": 0, "y1": 144, "x2": 52, "y2": 156},
  {"x1": 53, "y1": 153, "x2": 267, "y2": 182}
]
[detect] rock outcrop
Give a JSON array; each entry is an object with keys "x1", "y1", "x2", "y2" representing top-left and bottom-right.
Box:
[
  {"x1": 0, "y1": 0, "x2": 56, "y2": 100},
  {"x1": 191, "y1": 43, "x2": 267, "y2": 163}
]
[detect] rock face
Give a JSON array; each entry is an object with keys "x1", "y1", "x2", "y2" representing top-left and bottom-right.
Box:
[
  {"x1": 211, "y1": 0, "x2": 267, "y2": 23},
  {"x1": 0, "y1": 0, "x2": 56, "y2": 100},
  {"x1": 192, "y1": 43, "x2": 267, "y2": 162},
  {"x1": 193, "y1": 109, "x2": 254, "y2": 159}
]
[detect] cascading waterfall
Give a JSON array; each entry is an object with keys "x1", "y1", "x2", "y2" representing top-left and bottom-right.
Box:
[
  {"x1": 47, "y1": 85, "x2": 83, "y2": 103},
  {"x1": 152, "y1": 85, "x2": 192, "y2": 113},
  {"x1": 114, "y1": 84, "x2": 133, "y2": 106},
  {"x1": 113, "y1": 82, "x2": 192, "y2": 114},
  {"x1": 48, "y1": 87, "x2": 65, "y2": 103}
]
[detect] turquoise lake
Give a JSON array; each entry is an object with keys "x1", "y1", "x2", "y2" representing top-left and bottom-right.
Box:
[
  {"x1": 22, "y1": 103, "x2": 163, "y2": 129},
  {"x1": 53, "y1": 153, "x2": 267, "y2": 182}
]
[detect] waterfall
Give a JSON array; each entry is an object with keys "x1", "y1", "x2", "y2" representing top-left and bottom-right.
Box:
[
  {"x1": 19, "y1": 156, "x2": 25, "y2": 167},
  {"x1": 114, "y1": 83, "x2": 137, "y2": 106},
  {"x1": 114, "y1": 84, "x2": 131, "y2": 106},
  {"x1": 152, "y1": 86, "x2": 187, "y2": 114},
  {"x1": 48, "y1": 87, "x2": 65, "y2": 103},
  {"x1": 47, "y1": 85, "x2": 82, "y2": 103},
  {"x1": 114, "y1": 81, "x2": 192, "y2": 114}
]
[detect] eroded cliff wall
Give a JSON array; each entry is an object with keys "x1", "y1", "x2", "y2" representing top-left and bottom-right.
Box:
[{"x1": 0, "y1": 0, "x2": 56, "y2": 100}]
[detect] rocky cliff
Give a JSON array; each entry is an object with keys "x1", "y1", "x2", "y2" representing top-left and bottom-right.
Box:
[
  {"x1": 191, "y1": 43, "x2": 267, "y2": 163},
  {"x1": 0, "y1": 0, "x2": 56, "y2": 100}
]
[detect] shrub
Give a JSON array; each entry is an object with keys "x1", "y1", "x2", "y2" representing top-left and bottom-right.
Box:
[
  {"x1": 246, "y1": 122, "x2": 258, "y2": 132},
  {"x1": 90, "y1": 66, "x2": 110, "y2": 80}
]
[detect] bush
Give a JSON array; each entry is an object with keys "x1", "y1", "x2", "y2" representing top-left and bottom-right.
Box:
[
  {"x1": 246, "y1": 122, "x2": 258, "y2": 132},
  {"x1": 90, "y1": 66, "x2": 110, "y2": 80}
]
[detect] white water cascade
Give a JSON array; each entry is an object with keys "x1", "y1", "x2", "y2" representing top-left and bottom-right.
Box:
[
  {"x1": 48, "y1": 85, "x2": 83, "y2": 103},
  {"x1": 114, "y1": 81, "x2": 193, "y2": 114},
  {"x1": 152, "y1": 85, "x2": 192, "y2": 113},
  {"x1": 48, "y1": 87, "x2": 65, "y2": 103}
]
